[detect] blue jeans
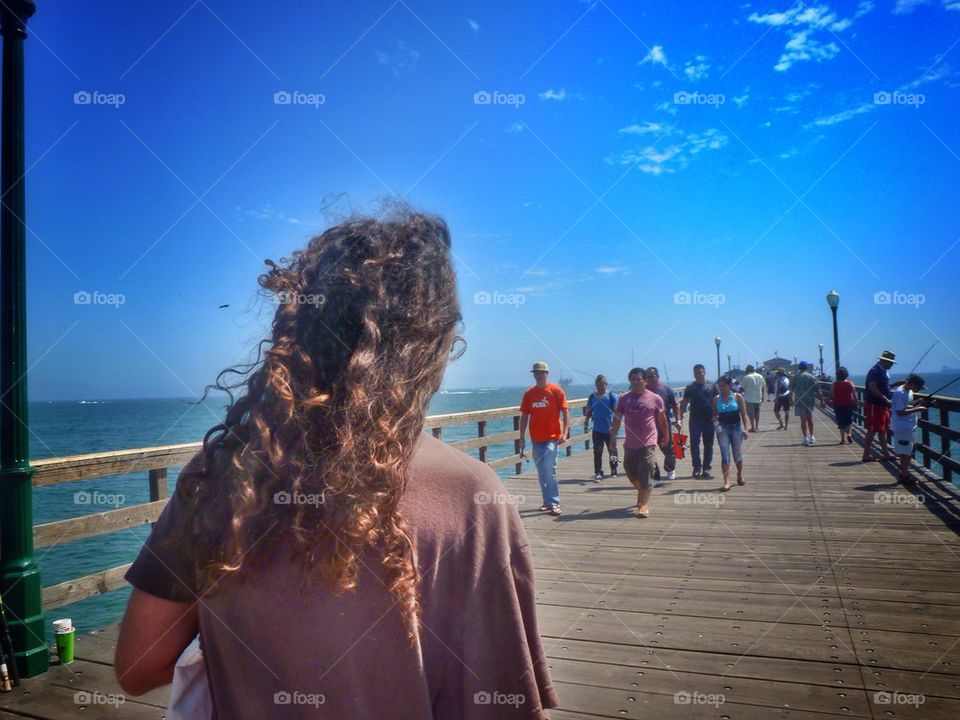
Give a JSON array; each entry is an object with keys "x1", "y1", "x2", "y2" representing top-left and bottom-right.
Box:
[
  {"x1": 716, "y1": 422, "x2": 744, "y2": 465},
  {"x1": 689, "y1": 418, "x2": 714, "y2": 472},
  {"x1": 532, "y1": 440, "x2": 560, "y2": 506}
]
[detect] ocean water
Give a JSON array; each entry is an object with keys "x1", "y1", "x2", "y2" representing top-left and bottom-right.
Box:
[{"x1": 27, "y1": 375, "x2": 960, "y2": 640}]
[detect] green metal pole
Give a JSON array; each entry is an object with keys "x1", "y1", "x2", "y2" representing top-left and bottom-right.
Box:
[{"x1": 0, "y1": 0, "x2": 46, "y2": 679}]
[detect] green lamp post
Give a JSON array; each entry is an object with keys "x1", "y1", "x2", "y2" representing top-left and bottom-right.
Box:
[{"x1": 0, "y1": 0, "x2": 47, "y2": 678}]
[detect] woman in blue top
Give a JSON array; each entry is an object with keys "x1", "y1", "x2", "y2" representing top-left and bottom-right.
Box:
[{"x1": 712, "y1": 376, "x2": 750, "y2": 491}]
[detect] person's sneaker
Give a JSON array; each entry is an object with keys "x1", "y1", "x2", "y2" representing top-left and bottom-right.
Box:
[
  {"x1": 538, "y1": 504, "x2": 550, "y2": 512},
  {"x1": 667, "y1": 470, "x2": 676, "y2": 480},
  {"x1": 549, "y1": 505, "x2": 562, "y2": 516},
  {"x1": 692, "y1": 469, "x2": 701, "y2": 477},
  {"x1": 701, "y1": 470, "x2": 712, "y2": 479},
  {"x1": 592, "y1": 472, "x2": 603, "y2": 482},
  {"x1": 653, "y1": 479, "x2": 664, "y2": 488},
  {"x1": 809, "y1": 435, "x2": 816, "y2": 445},
  {"x1": 802, "y1": 436, "x2": 810, "y2": 446}
]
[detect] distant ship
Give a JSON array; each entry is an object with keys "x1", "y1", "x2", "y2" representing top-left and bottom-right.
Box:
[{"x1": 557, "y1": 374, "x2": 573, "y2": 388}]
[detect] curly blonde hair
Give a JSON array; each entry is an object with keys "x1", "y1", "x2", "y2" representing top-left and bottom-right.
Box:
[{"x1": 176, "y1": 207, "x2": 463, "y2": 636}]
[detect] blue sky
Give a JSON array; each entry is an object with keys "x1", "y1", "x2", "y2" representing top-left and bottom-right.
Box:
[{"x1": 19, "y1": 0, "x2": 960, "y2": 399}]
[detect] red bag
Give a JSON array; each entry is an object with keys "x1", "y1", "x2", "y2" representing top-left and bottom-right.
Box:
[{"x1": 673, "y1": 433, "x2": 688, "y2": 460}]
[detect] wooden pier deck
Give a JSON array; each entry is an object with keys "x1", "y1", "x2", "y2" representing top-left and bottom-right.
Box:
[{"x1": 3, "y1": 406, "x2": 960, "y2": 719}]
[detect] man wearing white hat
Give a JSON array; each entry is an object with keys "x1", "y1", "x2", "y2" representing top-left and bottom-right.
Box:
[
  {"x1": 520, "y1": 362, "x2": 570, "y2": 516},
  {"x1": 862, "y1": 350, "x2": 896, "y2": 462}
]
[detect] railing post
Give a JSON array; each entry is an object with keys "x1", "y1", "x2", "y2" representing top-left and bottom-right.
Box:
[
  {"x1": 477, "y1": 421, "x2": 486, "y2": 464},
  {"x1": 0, "y1": 0, "x2": 46, "y2": 679},
  {"x1": 149, "y1": 468, "x2": 168, "y2": 529},
  {"x1": 940, "y1": 407, "x2": 951, "y2": 484},
  {"x1": 921, "y1": 413, "x2": 931, "y2": 470},
  {"x1": 513, "y1": 415, "x2": 522, "y2": 475}
]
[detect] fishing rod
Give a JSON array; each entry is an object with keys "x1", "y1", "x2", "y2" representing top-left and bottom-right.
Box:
[
  {"x1": 0, "y1": 593, "x2": 19, "y2": 686},
  {"x1": 917, "y1": 374, "x2": 960, "y2": 404},
  {"x1": 891, "y1": 340, "x2": 939, "y2": 389}
]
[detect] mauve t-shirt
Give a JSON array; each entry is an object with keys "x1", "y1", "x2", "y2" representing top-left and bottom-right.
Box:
[{"x1": 125, "y1": 434, "x2": 559, "y2": 719}]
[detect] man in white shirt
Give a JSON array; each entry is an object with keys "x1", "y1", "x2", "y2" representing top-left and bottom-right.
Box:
[{"x1": 740, "y1": 365, "x2": 766, "y2": 432}]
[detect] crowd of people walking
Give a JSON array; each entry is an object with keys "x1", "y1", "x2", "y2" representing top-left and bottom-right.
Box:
[{"x1": 519, "y1": 348, "x2": 930, "y2": 516}]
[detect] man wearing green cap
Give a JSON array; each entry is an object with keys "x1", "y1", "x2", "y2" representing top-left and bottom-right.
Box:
[{"x1": 520, "y1": 362, "x2": 570, "y2": 516}]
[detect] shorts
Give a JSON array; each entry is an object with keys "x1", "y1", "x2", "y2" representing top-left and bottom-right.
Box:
[
  {"x1": 746, "y1": 402, "x2": 761, "y2": 416},
  {"x1": 794, "y1": 402, "x2": 814, "y2": 417},
  {"x1": 865, "y1": 402, "x2": 890, "y2": 433},
  {"x1": 775, "y1": 394, "x2": 792, "y2": 412},
  {"x1": 892, "y1": 430, "x2": 915, "y2": 456},
  {"x1": 624, "y1": 445, "x2": 657, "y2": 490},
  {"x1": 835, "y1": 405, "x2": 855, "y2": 429}
]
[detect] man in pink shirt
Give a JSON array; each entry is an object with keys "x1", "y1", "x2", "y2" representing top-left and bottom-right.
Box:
[{"x1": 610, "y1": 368, "x2": 669, "y2": 518}]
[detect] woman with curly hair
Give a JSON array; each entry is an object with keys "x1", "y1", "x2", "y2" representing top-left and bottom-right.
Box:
[{"x1": 114, "y1": 207, "x2": 559, "y2": 719}]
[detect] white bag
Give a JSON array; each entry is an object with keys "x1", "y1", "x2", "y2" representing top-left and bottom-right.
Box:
[{"x1": 167, "y1": 635, "x2": 213, "y2": 720}]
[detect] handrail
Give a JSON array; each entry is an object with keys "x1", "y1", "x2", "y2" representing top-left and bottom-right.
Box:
[
  {"x1": 34, "y1": 396, "x2": 591, "y2": 611},
  {"x1": 817, "y1": 381, "x2": 959, "y2": 482}
]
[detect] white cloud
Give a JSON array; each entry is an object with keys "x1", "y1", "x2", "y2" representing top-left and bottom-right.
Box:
[
  {"x1": 655, "y1": 100, "x2": 678, "y2": 115},
  {"x1": 595, "y1": 264, "x2": 630, "y2": 275},
  {"x1": 468, "y1": 18, "x2": 480, "y2": 32},
  {"x1": 748, "y1": 3, "x2": 870, "y2": 71},
  {"x1": 619, "y1": 122, "x2": 672, "y2": 135},
  {"x1": 505, "y1": 122, "x2": 524, "y2": 134},
  {"x1": 810, "y1": 63, "x2": 952, "y2": 127},
  {"x1": 894, "y1": 0, "x2": 960, "y2": 12},
  {"x1": 539, "y1": 88, "x2": 567, "y2": 101},
  {"x1": 684, "y1": 55, "x2": 711, "y2": 81},
  {"x1": 609, "y1": 127, "x2": 728, "y2": 174},
  {"x1": 641, "y1": 45, "x2": 668, "y2": 67},
  {"x1": 374, "y1": 41, "x2": 420, "y2": 76},
  {"x1": 238, "y1": 204, "x2": 301, "y2": 224},
  {"x1": 733, "y1": 91, "x2": 750, "y2": 108}
]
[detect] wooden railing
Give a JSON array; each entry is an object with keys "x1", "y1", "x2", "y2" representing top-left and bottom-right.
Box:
[
  {"x1": 818, "y1": 381, "x2": 959, "y2": 483},
  {"x1": 31, "y1": 398, "x2": 590, "y2": 612}
]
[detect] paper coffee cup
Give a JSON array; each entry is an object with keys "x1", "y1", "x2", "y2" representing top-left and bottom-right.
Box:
[{"x1": 52, "y1": 618, "x2": 73, "y2": 633}]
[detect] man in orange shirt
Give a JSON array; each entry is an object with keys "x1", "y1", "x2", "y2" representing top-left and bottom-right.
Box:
[{"x1": 520, "y1": 362, "x2": 570, "y2": 516}]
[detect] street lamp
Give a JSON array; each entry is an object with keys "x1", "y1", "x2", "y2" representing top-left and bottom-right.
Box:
[
  {"x1": 714, "y1": 336, "x2": 722, "y2": 380},
  {"x1": 818, "y1": 343, "x2": 824, "y2": 378},
  {"x1": 826, "y1": 290, "x2": 840, "y2": 375}
]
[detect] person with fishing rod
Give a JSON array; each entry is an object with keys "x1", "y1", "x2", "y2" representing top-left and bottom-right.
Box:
[
  {"x1": 862, "y1": 350, "x2": 897, "y2": 462},
  {"x1": 890, "y1": 374, "x2": 930, "y2": 484}
]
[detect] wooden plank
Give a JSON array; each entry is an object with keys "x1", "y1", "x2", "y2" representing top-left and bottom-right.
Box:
[
  {"x1": 32, "y1": 442, "x2": 201, "y2": 487},
  {"x1": 34, "y1": 501, "x2": 166, "y2": 548},
  {"x1": 42, "y1": 564, "x2": 133, "y2": 611}
]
